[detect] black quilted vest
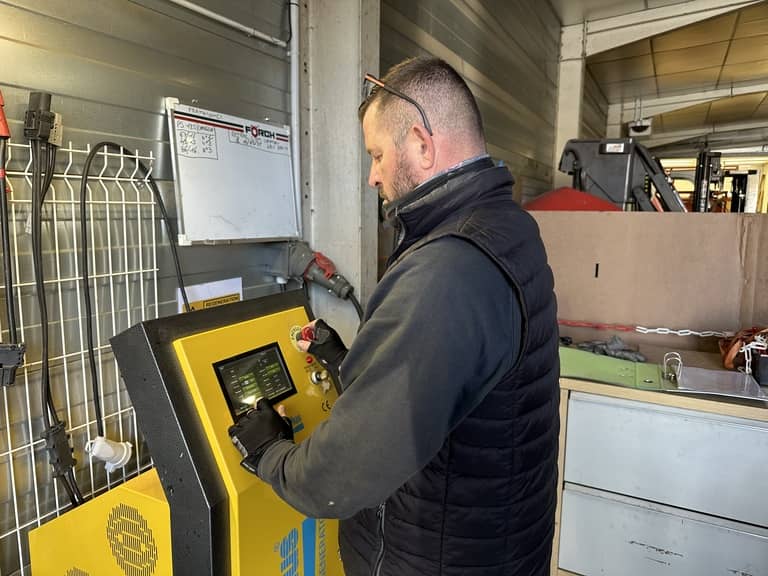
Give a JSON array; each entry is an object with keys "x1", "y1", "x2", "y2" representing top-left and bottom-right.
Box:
[{"x1": 340, "y1": 159, "x2": 560, "y2": 576}]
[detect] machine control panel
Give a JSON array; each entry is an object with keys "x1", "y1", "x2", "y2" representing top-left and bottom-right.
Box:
[
  {"x1": 214, "y1": 343, "x2": 297, "y2": 417},
  {"x1": 169, "y1": 302, "x2": 342, "y2": 575}
]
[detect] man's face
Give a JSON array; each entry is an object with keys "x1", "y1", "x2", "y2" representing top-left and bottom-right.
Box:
[{"x1": 362, "y1": 105, "x2": 420, "y2": 205}]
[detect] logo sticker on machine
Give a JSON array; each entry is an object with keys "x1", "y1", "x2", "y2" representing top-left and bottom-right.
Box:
[
  {"x1": 277, "y1": 519, "x2": 328, "y2": 576},
  {"x1": 290, "y1": 414, "x2": 305, "y2": 434}
]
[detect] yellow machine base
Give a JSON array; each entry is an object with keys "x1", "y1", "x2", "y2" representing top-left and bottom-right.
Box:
[
  {"x1": 29, "y1": 469, "x2": 171, "y2": 576},
  {"x1": 29, "y1": 467, "x2": 341, "y2": 576}
]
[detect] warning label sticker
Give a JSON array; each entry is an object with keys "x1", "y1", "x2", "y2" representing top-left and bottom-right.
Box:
[{"x1": 188, "y1": 293, "x2": 240, "y2": 311}]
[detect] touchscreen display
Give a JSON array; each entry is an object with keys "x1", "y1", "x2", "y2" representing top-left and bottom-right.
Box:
[{"x1": 214, "y1": 343, "x2": 296, "y2": 418}]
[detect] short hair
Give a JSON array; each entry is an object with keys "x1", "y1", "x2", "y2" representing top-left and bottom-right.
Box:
[{"x1": 359, "y1": 57, "x2": 484, "y2": 144}]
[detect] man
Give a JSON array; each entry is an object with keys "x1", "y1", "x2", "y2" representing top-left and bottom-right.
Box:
[{"x1": 229, "y1": 56, "x2": 560, "y2": 576}]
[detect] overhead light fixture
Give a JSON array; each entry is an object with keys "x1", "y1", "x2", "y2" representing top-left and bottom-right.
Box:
[{"x1": 628, "y1": 118, "x2": 652, "y2": 137}]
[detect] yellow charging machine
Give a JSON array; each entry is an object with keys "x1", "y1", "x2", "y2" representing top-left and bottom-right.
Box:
[{"x1": 29, "y1": 291, "x2": 343, "y2": 576}]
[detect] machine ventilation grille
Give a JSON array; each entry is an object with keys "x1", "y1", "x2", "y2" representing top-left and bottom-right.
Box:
[
  {"x1": 106, "y1": 503, "x2": 159, "y2": 576},
  {"x1": 66, "y1": 569, "x2": 90, "y2": 576}
]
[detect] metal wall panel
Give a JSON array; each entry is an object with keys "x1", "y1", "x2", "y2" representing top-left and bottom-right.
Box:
[
  {"x1": 0, "y1": 0, "x2": 294, "y2": 300},
  {"x1": 0, "y1": 1, "x2": 293, "y2": 573},
  {"x1": 381, "y1": 0, "x2": 561, "y2": 203}
]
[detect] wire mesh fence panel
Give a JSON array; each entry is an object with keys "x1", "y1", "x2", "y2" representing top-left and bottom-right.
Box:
[{"x1": 0, "y1": 142, "x2": 159, "y2": 575}]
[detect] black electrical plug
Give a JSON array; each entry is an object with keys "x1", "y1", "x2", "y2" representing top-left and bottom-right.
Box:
[
  {"x1": 303, "y1": 260, "x2": 353, "y2": 300},
  {"x1": 287, "y1": 242, "x2": 353, "y2": 299},
  {"x1": 24, "y1": 92, "x2": 56, "y2": 142},
  {"x1": 0, "y1": 344, "x2": 25, "y2": 387},
  {"x1": 41, "y1": 421, "x2": 77, "y2": 477}
]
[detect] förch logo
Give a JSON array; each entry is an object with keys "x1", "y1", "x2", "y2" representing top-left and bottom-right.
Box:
[{"x1": 249, "y1": 125, "x2": 289, "y2": 141}]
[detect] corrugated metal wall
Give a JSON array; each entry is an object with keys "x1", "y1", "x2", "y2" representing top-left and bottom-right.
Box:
[
  {"x1": 581, "y1": 69, "x2": 609, "y2": 139},
  {"x1": 380, "y1": 0, "x2": 561, "y2": 203},
  {"x1": 1, "y1": 0, "x2": 294, "y2": 302},
  {"x1": 0, "y1": 1, "x2": 291, "y2": 573}
]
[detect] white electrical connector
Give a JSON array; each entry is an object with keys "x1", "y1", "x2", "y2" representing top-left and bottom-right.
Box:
[
  {"x1": 86, "y1": 436, "x2": 133, "y2": 473},
  {"x1": 49, "y1": 112, "x2": 64, "y2": 147}
]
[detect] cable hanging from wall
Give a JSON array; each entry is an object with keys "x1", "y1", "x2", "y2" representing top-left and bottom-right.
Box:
[
  {"x1": 23, "y1": 92, "x2": 85, "y2": 507},
  {"x1": 0, "y1": 90, "x2": 25, "y2": 387},
  {"x1": 79, "y1": 141, "x2": 191, "y2": 465},
  {"x1": 9, "y1": 91, "x2": 192, "y2": 512}
]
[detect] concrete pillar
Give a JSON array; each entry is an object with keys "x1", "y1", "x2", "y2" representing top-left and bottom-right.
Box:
[
  {"x1": 302, "y1": 0, "x2": 379, "y2": 342},
  {"x1": 553, "y1": 24, "x2": 585, "y2": 189}
]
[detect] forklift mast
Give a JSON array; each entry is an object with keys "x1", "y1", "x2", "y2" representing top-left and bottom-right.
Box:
[{"x1": 559, "y1": 138, "x2": 686, "y2": 212}]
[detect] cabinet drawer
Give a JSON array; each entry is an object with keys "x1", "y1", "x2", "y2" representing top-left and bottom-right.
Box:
[
  {"x1": 564, "y1": 392, "x2": 768, "y2": 526},
  {"x1": 559, "y1": 484, "x2": 768, "y2": 576}
]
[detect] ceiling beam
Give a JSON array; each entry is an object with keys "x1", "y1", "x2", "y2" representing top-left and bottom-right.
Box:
[
  {"x1": 607, "y1": 81, "x2": 768, "y2": 126},
  {"x1": 644, "y1": 119, "x2": 768, "y2": 149},
  {"x1": 585, "y1": 0, "x2": 761, "y2": 56}
]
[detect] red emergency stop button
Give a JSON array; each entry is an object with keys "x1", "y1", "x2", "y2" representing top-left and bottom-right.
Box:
[{"x1": 301, "y1": 325, "x2": 315, "y2": 341}]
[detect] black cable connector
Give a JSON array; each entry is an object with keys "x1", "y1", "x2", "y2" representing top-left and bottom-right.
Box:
[
  {"x1": 302, "y1": 262, "x2": 354, "y2": 300},
  {"x1": 41, "y1": 421, "x2": 77, "y2": 477},
  {"x1": 24, "y1": 92, "x2": 56, "y2": 142},
  {"x1": 284, "y1": 241, "x2": 363, "y2": 320},
  {"x1": 0, "y1": 343, "x2": 25, "y2": 387}
]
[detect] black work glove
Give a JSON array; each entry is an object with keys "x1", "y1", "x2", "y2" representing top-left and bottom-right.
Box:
[
  {"x1": 305, "y1": 319, "x2": 348, "y2": 374},
  {"x1": 228, "y1": 398, "x2": 294, "y2": 475},
  {"x1": 577, "y1": 335, "x2": 647, "y2": 362}
]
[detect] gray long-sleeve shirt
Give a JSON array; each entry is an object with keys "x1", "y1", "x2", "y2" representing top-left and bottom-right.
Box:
[{"x1": 258, "y1": 235, "x2": 522, "y2": 518}]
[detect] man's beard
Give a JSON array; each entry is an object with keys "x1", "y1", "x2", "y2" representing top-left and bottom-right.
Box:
[{"x1": 389, "y1": 150, "x2": 420, "y2": 202}]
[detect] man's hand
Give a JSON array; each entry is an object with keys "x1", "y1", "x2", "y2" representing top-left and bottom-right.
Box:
[
  {"x1": 297, "y1": 319, "x2": 348, "y2": 374},
  {"x1": 228, "y1": 399, "x2": 294, "y2": 475}
]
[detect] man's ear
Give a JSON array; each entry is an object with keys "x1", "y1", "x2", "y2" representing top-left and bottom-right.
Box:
[{"x1": 409, "y1": 124, "x2": 436, "y2": 170}]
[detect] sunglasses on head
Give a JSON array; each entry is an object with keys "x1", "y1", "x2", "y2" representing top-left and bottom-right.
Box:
[{"x1": 361, "y1": 73, "x2": 433, "y2": 136}]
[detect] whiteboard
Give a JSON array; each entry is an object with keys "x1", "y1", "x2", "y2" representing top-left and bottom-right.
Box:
[{"x1": 165, "y1": 99, "x2": 300, "y2": 244}]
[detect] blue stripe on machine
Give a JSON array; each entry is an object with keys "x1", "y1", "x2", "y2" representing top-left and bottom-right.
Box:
[{"x1": 302, "y1": 518, "x2": 316, "y2": 576}]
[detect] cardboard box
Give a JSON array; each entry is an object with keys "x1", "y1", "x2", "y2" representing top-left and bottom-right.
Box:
[{"x1": 532, "y1": 212, "x2": 768, "y2": 367}]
